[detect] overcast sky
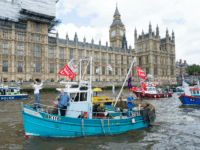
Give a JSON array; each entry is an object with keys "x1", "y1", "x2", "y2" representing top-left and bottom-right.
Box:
[{"x1": 55, "y1": 0, "x2": 200, "y2": 65}]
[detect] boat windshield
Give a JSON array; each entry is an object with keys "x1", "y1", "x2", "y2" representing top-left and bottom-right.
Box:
[{"x1": 72, "y1": 92, "x2": 87, "y2": 102}]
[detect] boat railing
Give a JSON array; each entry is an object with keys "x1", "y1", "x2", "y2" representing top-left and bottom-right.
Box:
[{"x1": 22, "y1": 101, "x2": 143, "y2": 119}]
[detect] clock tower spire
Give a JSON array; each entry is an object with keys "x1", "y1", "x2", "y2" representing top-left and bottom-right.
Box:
[{"x1": 109, "y1": 4, "x2": 126, "y2": 48}]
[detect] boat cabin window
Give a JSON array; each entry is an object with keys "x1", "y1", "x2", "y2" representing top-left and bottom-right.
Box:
[
  {"x1": 7, "y1": 89, "x2": 14, "y2": 92},
  {"x1": 193, "y1": 91, "x2": 197, "y2": 94},
  {"x1": 152, "y1": 88, "x2": 155, "y2": 91},
  {"x1": 93, "y1": 92, "x2": 97, "y2": 97},
  {"x1": 197, "y1": 91, "x2": 199, "y2": 94},
  {"x1": 73, "y1": 92, "x2": 87, "y2": 102}
]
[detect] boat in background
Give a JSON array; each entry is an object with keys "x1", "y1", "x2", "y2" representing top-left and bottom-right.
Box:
[
  {"x1": 178, "y1": 80, "x2": 200, "y2": 105},
  {"x1": 130, "y1": 84, "x2": 172, "y2": 98},
  {"x1": 0, "y1": 84, "x2": 28, "y2": 101}
]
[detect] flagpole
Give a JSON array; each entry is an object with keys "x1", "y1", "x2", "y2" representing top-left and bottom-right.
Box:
[{"x1": 113, "y1": 57, "x2": 136, "y2": 107}]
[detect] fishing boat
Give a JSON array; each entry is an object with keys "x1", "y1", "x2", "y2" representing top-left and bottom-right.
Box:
[
  {"x1": 179, "y1": 81, "x2": 200, "y2": 105},
  {"x1": 130, "y1": 83, "x2": 172, "y2": 98},
  {"x1": 0, "y1": 84, "x2": 28, "y2": 101},
  {"x1": 21, "y1": 57, "x2": 156, "y2": 138}
]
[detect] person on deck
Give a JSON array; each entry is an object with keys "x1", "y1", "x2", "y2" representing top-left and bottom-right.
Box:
[
  {"x1": 127, "y1": 94, "x2": 136, "y2": 116},
  {"x1": 33, "y1": 81, "x2": 43, "y2": 110},
  {"x1": 56, "y1": 90, "x2": 71, "y2": 116}
]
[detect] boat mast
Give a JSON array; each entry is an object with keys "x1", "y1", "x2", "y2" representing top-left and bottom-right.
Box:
[{"x1": 114, "y1": 57, "x2": 136, "y2": 107}]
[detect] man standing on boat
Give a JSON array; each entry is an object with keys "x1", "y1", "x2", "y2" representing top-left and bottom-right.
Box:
[
  {"x1": 127, "y1": 94, "x2": 135, "y2": 116},
  {"x1": 57, "y1": 90, "x2": 71, "y2": 116},
  {"x1": 33, "y1": 81, "x2": 43, "y2": 110}
]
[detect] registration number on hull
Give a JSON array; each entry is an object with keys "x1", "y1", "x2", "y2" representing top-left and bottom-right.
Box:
[
  {"x1": 189, "y1": 99, "x2": 195, "y2": 102},
  {"x1": 45, "y1": 115, "x2": 61, "y2": 121},
  {"x1": 131, "y1": 111, "x2": 141, "y2": 117}
]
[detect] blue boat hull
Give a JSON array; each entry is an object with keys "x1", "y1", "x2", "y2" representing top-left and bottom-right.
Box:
[
  {"x1": 179, "y1": 95, "x2": 200, "y2": 105},
  {"x1": 22, "y1": 106, "x2": 154, "y2": 138},
  {"x1": 0, "y1": 95, "x2": 28, "y2": 101}
]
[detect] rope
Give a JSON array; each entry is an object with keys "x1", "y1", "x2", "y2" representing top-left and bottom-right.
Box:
[
  {"x1": 108, "y1": 118, "x2": 112, "y2": 136},
  {"x1": 81, "y1": 119, "x2": 85, "y2": 136},
  {"x1": 101, "y1": 119, "x2": 105, "y2": 135}
]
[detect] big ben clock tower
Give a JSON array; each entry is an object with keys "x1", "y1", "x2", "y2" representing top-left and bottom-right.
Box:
[{"x1": 109, "y1": 4, "x2": 126, "y2": 48}]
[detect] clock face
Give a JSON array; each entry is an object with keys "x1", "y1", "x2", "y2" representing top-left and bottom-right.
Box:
[
  {"x1": 111, "y1": 30, "x2": 116, "y2": 37},
  {"x1": 120, "y1": 30, "x2": 124, "y2": 36}
]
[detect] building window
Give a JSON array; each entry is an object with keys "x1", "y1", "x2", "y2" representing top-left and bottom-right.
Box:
[
  {"x1": 170, "y1": 58, "x2": 173, "y2": 65},
  {"x1": 109, "y1": 70, "x2": 112, "y2": 75},
  {"x1": 153, "y1": 56, "x2": 157, "y2": 64},
  {"x1": 115, "y1": 55, "x2": 117, "y2": 63},
  {"x1": 95, "y1": 66, "x2": 98, "y2": 74},
  {"x1": 60, "y1": 64, "x2": 64, "y2": 70},
  {"x1": 102, "y1": 53, "x2": 105, "y2": 62},
  {"x1": 146, "y1": 56, "x2": 148, "y2": 64},
  {"x1": 127, "y1": 68, "x2": 129, "y2": 74},
  {"x1": 115, "y1": 68, "x2": 118, "y2": 75},
  {"x1": 68, "y1": 49, "x2": 73, "y2": 59},
  {"x1": 171, "y1": 68, "x2": 174, "y2": 75},
  {"x1": 145, "y1": 44, "x2": 148, "y2": 51},
  {"x1": 87, "y1": 66, "x2": 90, "y2": 74},
  {"x1": 50, "y1": 48, "x2": 54, "y2": 58},
  {"x1": 139, "y1": 57, "x2": 142, "y2": 66},
  {"x1": 154, "y1": 68, "x2": 157, "y2": 75},
  {"x1": 146, "y1": 68, "x2": 149, "y2": 75},
  {"x1": 33, "y1": 63, "x2": 41, "y2": 73},
  {"x1": 33, "y1": 46, "x2": 41, "y2": 57},
  {"x1": 121, "y1": 68, "x2": 123, "y2": 75},
  {"x1": 2, "y1": 42, "x2": 8, "y2": 54},
  {"x1": 18, "y1": 62, "x2": 23, "y2": 72},
  {"x1": 109, "y1": 54, "x2": 111, "y2": 64},
  {"x1": 132, "y1": 68, "x2": 134, "y2": 75},
  {"x1": 163, "y1": 69, "x2": 164, "y2": 75},
  {"x1": 102, "y1": 67, "x2": 105, "y2": 75},
  {"x1": 87, "y1": 51, "x2": 90, "y2": 58},
  {"x1": 50, "y1": 64, "x2": 54, "y2": 73},
  {"x1": 138, "y1": 46, "x2": 141, "y2": 53},
  {"x1": 35, "y1": 23, "x2": 40, "y2": 31},
  {"x1": 94, "y1": 53, "x2": 98, "y2": 62},
  {"x1": 60, "y1": 49, "x2": 64, "y2": 59},
  {"x1": 3, "y1": 31, "x2": 8, "y2": 37},
  {"x1": 2, "y1": 61, "x2": 8, "y2": 72},
  {"x1": 17, "y1": 44, "x2": 23, "y2": 55},
  {"x1": 18, "y1": 33, "x2": 23, "y2": 39},
  {"x1": 79, "y1": 50, "x2": 82, "y2": 60},
  {"x1": 34, "y1": 36, "x2": 40, "y2": 40},
  {"x1": 127, "y1": 58, "x2": 129, "y2": 65},
  {"x1": 121, "y1": 56, "x2": 123, "y2": 64}
]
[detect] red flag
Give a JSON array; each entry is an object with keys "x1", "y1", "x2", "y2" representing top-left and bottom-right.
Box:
[
  {"x1": 140, "y1": 79, "x2": 147, "y2": 91},
  {"x1": 136, "y1": 67, "x2": 146, "y2": 80},
  {"x1": 58, "y1": 64, "x2": 76, "y2": 79},
  {"x1": 129, "y1": 86, "x2": 139, "y2": 91},
  {"x1": 138, "y1": 88, "x2": 145, "y2": 94}
]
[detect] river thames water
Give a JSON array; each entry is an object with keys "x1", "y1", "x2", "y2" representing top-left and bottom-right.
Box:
[{"x1": 0, "y1": 90, "x2": 200, "y2": 150}]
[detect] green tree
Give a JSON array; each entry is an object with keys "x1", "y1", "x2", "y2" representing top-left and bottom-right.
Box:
[{"x1": 186, "y1": 64, "x2": 200, "y2": 75}]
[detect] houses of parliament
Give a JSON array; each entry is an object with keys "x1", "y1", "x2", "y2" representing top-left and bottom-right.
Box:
[{"x1": 0, "y1": 1, "x2": 176, "y2": 84}]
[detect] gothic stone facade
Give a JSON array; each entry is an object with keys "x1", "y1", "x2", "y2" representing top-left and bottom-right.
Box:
[
  {"x1": 133, "y1": 24, "x2": 176, "y2": 83},
  {"x1": 0, "y1": 6, "x2": 176, "y2": 84}
]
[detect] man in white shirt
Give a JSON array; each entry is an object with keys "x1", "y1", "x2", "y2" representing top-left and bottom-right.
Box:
[{"x1": 33, "y1": 81, "x2": 43, "y2": 110}]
